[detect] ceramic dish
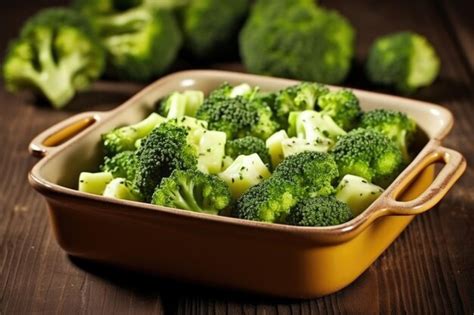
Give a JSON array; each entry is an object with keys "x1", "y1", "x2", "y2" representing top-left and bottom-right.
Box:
[{"x1": 28, "y1": 70, "x2": 466, "y2": 298}]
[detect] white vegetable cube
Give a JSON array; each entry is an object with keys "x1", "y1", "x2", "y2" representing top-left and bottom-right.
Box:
[
  {"x1": 282, "y1": 137, "x2": 330, "y2": 158},
  {"x1": 230, "y1": 83, "x2": 252, "y2": 98},
  {"x1": 78, "y1": 172, "x2": 113, "y2": 195},
  {"x1": 265, "y1": 130, "x2": 288, "y2": 168},
  {"x1": 218, "y1": 153, "x2": 271, "y2": 198},
  {"x1": 296, "y1": 110, "x2": 346, "y2": 142},
  {"x1": 103, "y1": 178, "x2": 140, "y2": 201},
  {"x1": 183, "y1": 90, "x2": 204, "y2": 117},
  {"x1": 335, "y1": 174, "x2": 384, "y2": 215},
  {"x1": 198, "y1": 130, "x2": 227, "y2": 174},
  {"x1": 166, "y1": 92, "x2": 187, "y2": 119}
]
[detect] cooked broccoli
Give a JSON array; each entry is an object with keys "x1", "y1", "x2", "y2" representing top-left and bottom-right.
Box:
[
  {"x1": 103, "y1": 177, "x2": 142, "y2": 201},
  {"x1": 273, "y1": 151, "x2": 339, "y2": 198},
  {"x1": 102, "y1": 112, "x2": 165, "y2": 156},
  {"x1": 100, "y1": 150, "x2": 138, "y2": 181},
  {"x1": 359, "y1": 109, "x2": 417, "y2": 162},
  {"x1": 288, "y1": 110, "x2": 346, "y2": 144},
  {"x1": 179, "y1": 0, "x2": 249, "y2": 58},
  {"x1": 235, "y1": 177, "x2": 300, "y2": 223},
  {"x1": 335, "y1": 174, "x2": 384, "y2": 215},
  {"x1": 134, "y1": 122, "x2": 197, "y2": 201},
  {"x1": 197, "y1": 130, "x2": 227, "y2": 174},
  {"x1": 331, "y1": 129, "x2": 404, "y2": 187},
  {"x1": 240, "y1": 0, "x2": 355, "y2": 84},
  {"x1": 151, "y1": 169, "x2": 231, "y2": 215},
  {"x1": 225, "y1": 136, "x2": 271, "y2": 168},
  {"x1": 92, "y1": 6, "x2": 182, "y2": 81},
  {"x1": 318, "y1": 89, "x2": 362, "y2": 130},
  {"x1": 218, "y1": 153, "x2": 271, "y2": 198},
  {"x1": 287, "y1": 196, "x2": 353, "y2": 227},
  {"x1": 78, "y1": 171, "x2": 114, "y2": 195},
  {"x1": 2, "y1": 8, "x2": 105, "y2": 108},
  {"x1": 271, "y1": 82, "x2": 329, "y2": 128},
  {"x1": 366, "y1": 31, "x2": 440, "y2": 93},
  {"x1": 265, "y1": 130, "x2": 289, "y2": 168},
  {"x1": 158, "y1": 90, "x2": 204, "y2": 118}
]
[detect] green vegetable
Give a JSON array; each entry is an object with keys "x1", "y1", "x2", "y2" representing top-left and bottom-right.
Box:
[
  {"x1": 100, "y1": 150, "x2": 138, "y2": 181},
  {"x1": 359, "y1": 109, "x2": 417, "y2": 162},
  {"x1": 225, "y1": 136, "x2": 271, "y2": 168},
  {"x1": 152, "y1": 169, "x2": 231, "y2": 215},
  {"x1": 103, "y1": 177, "x2": 142, "y2": 201},
  {"x1": 366, "y1": 31, "x2": 440, "y2": 93},
  {"x1": 288, "y1": 110, "x2": 346, "y2": 144},
  {"x1": 158, "y1": 90, "x2": 205, "y2": 118},
  {"x1": 335, "y1": 174, "x2": 384, "y2": 215},
  {"x1": 134, "y1": 122, "x2": 197, "y2": 201},
  {"x1": 318, "y1": 89, "x2": 362, "y2": 130},
  {"x1": 74, "y1": 0, "x2": 189, "y2": 15},
  {"x1": 331, "y1": 128, "x2": 403, "y2": 187},
  {"x1": 240, "y1": 0, "x2": 355, "y2": 84},
  {"x1": 102, "y1": 112, "x2": 165, "y2": 156},
  {"x1": 2, "y1": 8, "x2": 105, "y2": 108},
  {"x1": 78, "y1": 171, "x2": 114, "y2": 195},
  {"x1": 287, "y1": 196, "x2": 353, "y2": 226},
  {"x1": 180, "y1": 0, "x2": 249, "y2": 58}
]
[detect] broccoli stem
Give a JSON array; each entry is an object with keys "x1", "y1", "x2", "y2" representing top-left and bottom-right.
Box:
[{"x1": 177, "y1": 178, "x2": 203, "y2": 212}]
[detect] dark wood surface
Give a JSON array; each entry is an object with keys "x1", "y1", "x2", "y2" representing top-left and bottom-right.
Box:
[{"x1": 1, "y1": 0, "x2": 473, "y2": 314}]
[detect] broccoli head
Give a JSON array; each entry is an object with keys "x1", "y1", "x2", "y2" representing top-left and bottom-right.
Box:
[
  {"x1": 240, "y1": 0, "x2": 355, "y2": 84},
  {"x1": 134, "y1": 122, "x2": 197, "y2": 201},
  {"x1": 318, "y1": 89, "x2": 362, "y2": 130},
  {"x1": 272, "y1": 82, "x2": 329, "y2": 128},
  {"x1": 100, "y1": 150, "x2": 138, "y2": 181},
  {"x1": 359, "y1": 109, "x2": 417, "y2": 162},
  {"x1": 236, "y1": 178, "x2": 301, "y2": 223},
  {"x1": 179, "y1": 0, "x2": 249, "y2": 58},
  {"x1": 366, "y1": 31, "x2": 440, "y2": 93},
  {"x1": 225, "y1": 136, "x2": 271, "y2": 168},
  {"x1": 273, "y1": 151, "x2": 339, "y2": 197},
  {"x1": 152, "y1": 169, "x2": 231, "y2": 215},
  {"x1": 331, "y1": 128, "x2": 404, "y2": 187},
  {"x1": 287, "y1": 196, "x2": 353, "y2": 227},
  {"x1": 2, "y1": 8, "x2": 105, "y2": 108}
]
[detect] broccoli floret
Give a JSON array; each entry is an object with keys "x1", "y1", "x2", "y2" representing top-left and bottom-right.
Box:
[
  {"x1": 331, "y1": 129, "x2": 404, "y2": 187},
  {"x1": 271, "y1": 82, "x2": 329, "y2": 128},
  {"x1": 335, "y1": 174, "x2": 384, "y2": 215},
  {"x1": 218, "y1": 153, "x2": 271, "y2": 198},
  {"x1": 180, "y1": 0, "x2": 249, "y2": 58},
  {"x1": 359, "y1": 109, "x2": 417, "y2": 162},
  {"x1": 102, "y1": 112, "x2": 165, "y2": 156},
  {"x1": 236, "y1": 177, "x2": 301, "y2": 223},
  {"x1": 2, "y1": 8, "x2": 105, "y2": 108},
  {"x1": 103, "y1": 177, "x2": 142, "y2": 201},
  {"x1": 240, "y1": 0, "x2": 355, "y2": 84},
  {"x1": 366, "y1": 31, "x2": 440, "y2": 93},
  {"x1": 92, "y1": 6, "x2": 182, "y2": 81},
  {"x1": 151, "y1": 169, "x2": 231, "y2": 215},
  {"x1": 100, "y1": 150, "x2": 138, "y2": 181},
  {"x1": 78, "y1": 171, "x2": 114, "y2": 195},
  {"x1": 158, "y1": 90, "x2": 204, "y2": 118},
  {"x1": 288, "y1": 110, "x2": 346, "y2": 144},
  {"x1": 273, "y1": 151, "x2": 339, "y2": 197},
  {"x1": 225, "y1": 136, "x2": 271, "y2": 168},
  {"x1": 318, "y1": 89, "x2": 362, "y2": 130},
  {"x1": 134, "y1": 122, "x2": 197, "y2": 201},
  {"x1": 287, "y1": 196, "x2": 353, "y2": 227}
]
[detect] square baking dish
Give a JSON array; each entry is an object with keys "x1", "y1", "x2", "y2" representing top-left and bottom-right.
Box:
[{"x1": 28, "y1": 70, "x2": 466, "y2": 298}]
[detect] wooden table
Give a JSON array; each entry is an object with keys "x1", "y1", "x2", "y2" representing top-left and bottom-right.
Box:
[{"x1": 1, "y1": 0, "x2": 473, "y2": 313}]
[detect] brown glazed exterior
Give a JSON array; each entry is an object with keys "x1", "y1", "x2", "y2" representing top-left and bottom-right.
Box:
[{"x1": 28, "y1": 71, "x2": 466, "y2": 298}]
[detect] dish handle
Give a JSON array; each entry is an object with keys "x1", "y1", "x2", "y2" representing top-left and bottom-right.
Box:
[
  {"x1": 378, "y1": 140, "x2": 466, "y2": 216},
  {"x1": 29, "y1": 111, "x2": 105, "y2": 158}
]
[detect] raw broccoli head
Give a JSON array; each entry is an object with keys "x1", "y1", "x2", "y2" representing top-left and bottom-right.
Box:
[
  {"x1": 152, "y1": 169, "x2": 231, "y2": 215},
  {"x1": 2, "y1": 8, "x2": 105, "y2": 108},
  {"x1": 360, "y1": 109, "x2": 417, "y2": 162},
  {"x1": 240, "y1": 0, "x2": 355, "y2": 84},
  {"x1": 92, "y1": 6, "x2": 182, "y2": 81},
  {"x1": 331, "y1": 128, "x2": 404, "y2": 187},
  {"x1": 273, "y1": 151, "x2": 339, "y2": 197},
  {"x1": 236, "y1": 178, "x2": 301, "y2": 223},
  {"x1": 225, "y1": 136, "x2": 271, "y2": 168},
  {"x1": 318, "y1": 89, "x2": 362, "y2": 130},
  {"x1": 366, "y1": 31, "x2": 440, "y2": 93},
  {"x1": 100, "y1": 150, "x2": 138, "y2": 182},
  {"x1": 180, "y1": 0, "x2": 249, "y2": 58},
  {"x1": 272, "y1": 82, "x2": 329, "y2": 128},
  {"x1": 287, "y1": 196, "x2": 353, "y2": 227},
  {"x1": 134, "y1": 122, "x2": 197, "y2": 201}
]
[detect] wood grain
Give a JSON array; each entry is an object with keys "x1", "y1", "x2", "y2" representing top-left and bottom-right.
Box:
[{"x1": 0, "y1": 0, "x2": 473, "y2": 314}]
